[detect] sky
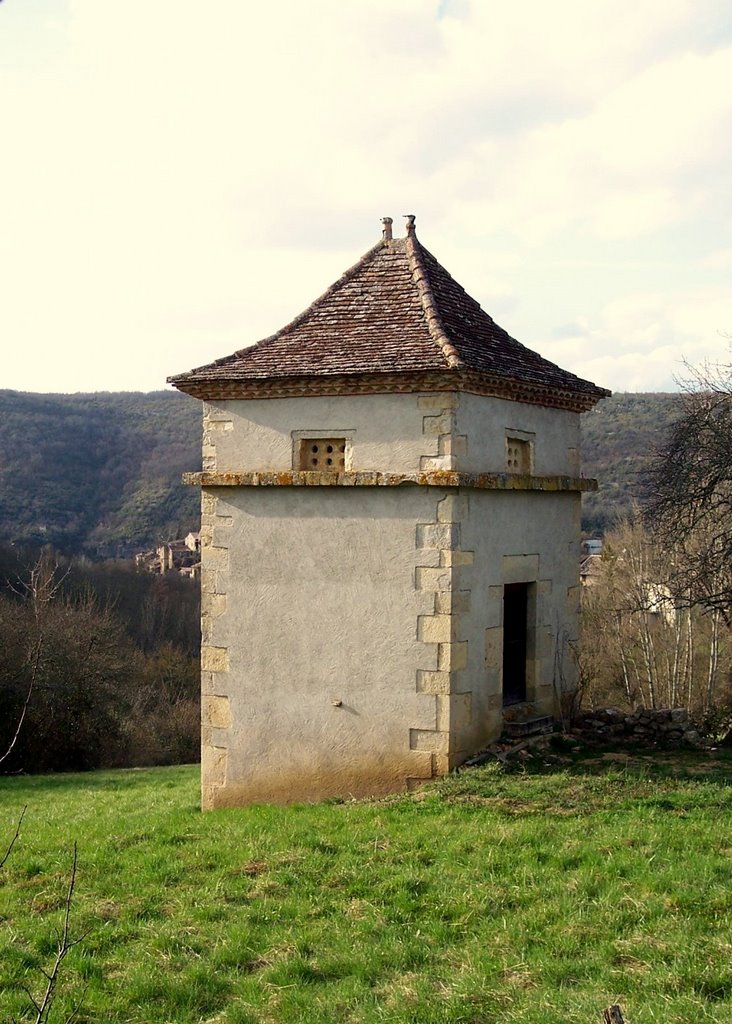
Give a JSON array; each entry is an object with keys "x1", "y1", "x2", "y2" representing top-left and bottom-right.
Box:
[{"x1": 2, "y1": 0, "x2": 731, "y2": 395}]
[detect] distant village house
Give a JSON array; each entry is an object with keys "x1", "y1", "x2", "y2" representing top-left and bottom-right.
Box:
[{"x1": 135, "y1": 531, "x2": 200, "y2": 577}]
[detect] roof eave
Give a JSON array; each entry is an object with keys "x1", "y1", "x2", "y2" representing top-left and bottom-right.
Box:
[{"x1": 168, "y1": 367, "x2": 610, "y2": 413}]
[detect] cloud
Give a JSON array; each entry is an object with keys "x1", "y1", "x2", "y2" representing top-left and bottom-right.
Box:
[
  {"x1": 544, "y1": 286, "x2": 732, "y2": 392},
  {"x1": 1, "y1": 0, "x2": 731, "y2": 391}
]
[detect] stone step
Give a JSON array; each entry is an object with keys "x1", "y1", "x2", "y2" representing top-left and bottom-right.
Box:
[{"x1": 503, "y1": 716, "x2": 555, "y2": 739}]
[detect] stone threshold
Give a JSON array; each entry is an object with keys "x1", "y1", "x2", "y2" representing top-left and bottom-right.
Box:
[{"x1": 183, "y1": 470, "x2": 597, "y2": 492}]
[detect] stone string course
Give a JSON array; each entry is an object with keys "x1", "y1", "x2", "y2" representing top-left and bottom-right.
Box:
[{"x1": 183, "y1": 470, "x2": 596, "y2": 492}]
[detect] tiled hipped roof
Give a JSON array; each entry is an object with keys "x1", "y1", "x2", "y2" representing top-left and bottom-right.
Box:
[{"x1": 169, "y1": 220, "x2": 609, "y2": 412}]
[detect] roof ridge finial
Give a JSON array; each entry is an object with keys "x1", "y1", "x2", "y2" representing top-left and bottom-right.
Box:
[
  {"x1": 403, "y1": 214, "x2": 416, "y2": 237},
  {"x1": 381, "y1": 216, "x2": 393, "y2": 241}
]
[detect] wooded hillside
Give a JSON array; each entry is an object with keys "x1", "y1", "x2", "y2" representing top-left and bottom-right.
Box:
[
  {"x1": 0, "y1": 389, "x2": 682, "y2": 553},
  {"x1": 0, "y1": 390, "x2": 201, "y2": 556},
  {"x1": 581, "y1": 391, "x2": 683, "y2": 534}
]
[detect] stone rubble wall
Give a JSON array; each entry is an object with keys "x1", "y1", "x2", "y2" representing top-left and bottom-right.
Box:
[{"x1": 572, "y1": 707, "x2": 706, "y2": 748}]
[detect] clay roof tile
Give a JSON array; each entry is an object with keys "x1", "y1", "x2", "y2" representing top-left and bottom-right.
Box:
[{"x1": 169, "y1": 222, "x2": 609, "y2": 411}]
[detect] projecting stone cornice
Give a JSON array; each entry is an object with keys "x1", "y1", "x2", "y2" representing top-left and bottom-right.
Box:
[
  {"x1": 183, "y1": 470, "x2": 598, "y2": 492},
  {"x1": 173, "y1": 372, "x2": 606, "y2": 413}
]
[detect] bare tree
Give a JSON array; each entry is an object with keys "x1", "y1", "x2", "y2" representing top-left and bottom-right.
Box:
[
  {"x1": 8, "y1": 550, "x2": 70, "y2": 620},
  {"x1": 582, "y1": 516, "x2": 729, "y2": 714},
  {"x1": 0, "y1": 587, "x2": 135, "y2": 773},
  {"x1": 647, "y1": 359, "x2": 732, "y2": 621}
]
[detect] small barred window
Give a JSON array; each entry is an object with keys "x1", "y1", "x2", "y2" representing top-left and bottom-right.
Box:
[
  {"x1": 299, "y1": 438, "x2": 347, "y2": 471},
  {"x1": 506, "y1": 437, "x2": 531, "y2": 474}
]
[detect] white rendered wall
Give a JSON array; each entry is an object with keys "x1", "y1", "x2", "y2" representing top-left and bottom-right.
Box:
[
  {"x1": 201, "y1": 486, "x2": 444, "y2": 807},
  {"x1": 198, "y1": 389, "x2": 585, "y2": 806},
  {"x1": 203, "y1": 394, "x2": 430, "y2": 474},
  {"x1": 203, "y1": 392, "x2": 582, "y2": 477},
  {"x1": 453, "y1": 393, "x2": 581, "y2": 476},
  {"x1": 448, "y1": 489, "x2": 582, "y2": 760}
]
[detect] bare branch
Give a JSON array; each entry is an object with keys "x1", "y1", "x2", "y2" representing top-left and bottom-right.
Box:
[
  {"x1": 26, "y1": 842, "x2": 86, "y2": 1024},
  {"x1": 22, "y1": 986, "x2": 43, "y2": 1014},
  {"x1": 0, "y1": 638, "x2": 42, "y2": 767},
  {"x1": 62, "y1": 992, "x2": 87, "y2": 1024},
  {"x1": 7, "y1": 553, "x2": 70, "y2": 613},
  {"x1": 646, "y1": 361, "x2": 732, "y2": 619},
  {"x1": 0, "y1": 804, "x2": 26, "y2": 870}
]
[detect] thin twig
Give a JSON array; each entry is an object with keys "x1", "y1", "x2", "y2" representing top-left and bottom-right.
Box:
[
  {"x1": 0, "y1": 638, "x2": 42, "y2": 767},
  {"x1": 29, "y1": 842, "x2": 88, "y2": 1024},
  {"x1": 7, "y1": 555, "x2": 70, "y2": 611},
  {"x1": 0, "y1": 804, "x2": 27, "y2": 870},
  {"x1": 62, "y1": 998, "x2": 85, "y2": 1024}
]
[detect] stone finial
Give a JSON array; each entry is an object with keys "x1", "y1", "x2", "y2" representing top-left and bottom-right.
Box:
[
  {"x1": 381, "y1": 216, "x2": 393, "y2": 241},
  {"x1": 404, "y1": 214, "x2": 416, "y2": 237}
]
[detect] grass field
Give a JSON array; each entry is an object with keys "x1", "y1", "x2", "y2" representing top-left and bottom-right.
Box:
[{"x1": 1, "y1": 750, "x2": 731, "y2": 1023}]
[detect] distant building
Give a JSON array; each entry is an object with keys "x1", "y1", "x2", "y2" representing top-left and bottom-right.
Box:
[
  {"x1": 580, "y1": 553, "x2": 603, "y2": 586},
  {"x1": 158, "y1": 539, "x2": 188, "y2": 573},
  {"x1": 134, "y1": 537, "x2": 200, "y2": 577},
  {"x1": 170, "y1": 215, "x2": 609, "y2": 808},
  {"x1": 581, "y1": 538, "x2": 603, "y2": 556},
  {"x1": 134, "y1": 550, "x2": 158, "y2": 573}
]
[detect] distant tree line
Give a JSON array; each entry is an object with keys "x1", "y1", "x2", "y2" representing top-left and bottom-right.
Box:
[{"x1": 0, "y1": 544, "x2": 200, "y2": 773}]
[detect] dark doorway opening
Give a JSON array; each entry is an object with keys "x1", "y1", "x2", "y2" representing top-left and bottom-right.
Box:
[{"x1": 503, "y1": 582, "x2": 528, "y2": 706}]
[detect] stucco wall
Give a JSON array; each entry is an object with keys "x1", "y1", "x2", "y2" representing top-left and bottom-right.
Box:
[
  {"x1": 454, "y1": 393, "x2": 581, "y2": 476},
  {"x1": 201, "y1": 485, "x2": 447, "y2": 807},
  {"x1": 200, "y1": 482, "x2": 582, "y2": 805},
  {"x1": 202, "y1": 391, "x2": 581, "y2": 478},
  {"x1": 203, "y1": 394, "x2": 432, "y2": 474},
  {"x1": 449, "y1": 489, "x2": 581, "y2": 760},
  {"x1": 197, "y1": 389, "x2": 585, "y2": 806}
]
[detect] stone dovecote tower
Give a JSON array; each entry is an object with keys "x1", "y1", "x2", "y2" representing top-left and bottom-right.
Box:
[{"x1": 169, "y1": 215, "x2": 609, "y2": 809}]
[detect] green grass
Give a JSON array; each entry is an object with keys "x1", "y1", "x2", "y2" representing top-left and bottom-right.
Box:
[{"x1": 1, "y1": 752, "x2": 732, "y2": 1023}]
